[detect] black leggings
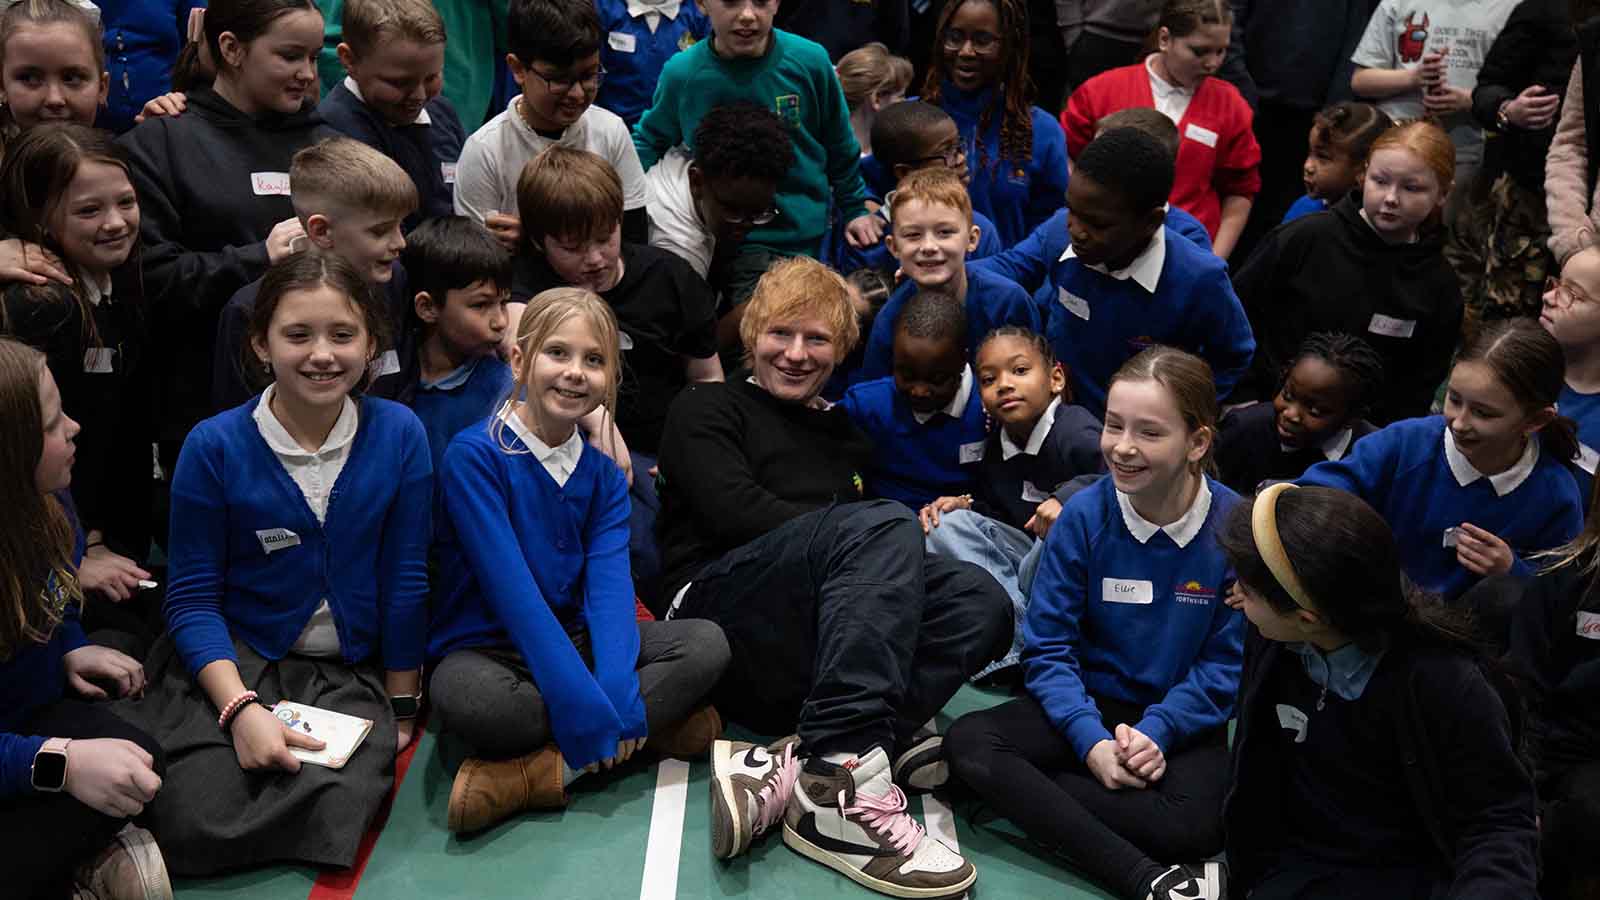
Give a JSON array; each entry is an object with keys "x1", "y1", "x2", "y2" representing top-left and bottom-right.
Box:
[
  {"x1": 2, "y1": 699, "x2": 165, "y2": 900},
  {"x1": 947, "y1": 695, "x2": 1228, "y2": 900}
]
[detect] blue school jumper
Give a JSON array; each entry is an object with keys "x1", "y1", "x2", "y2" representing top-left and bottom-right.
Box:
[
  {"x1": 407, "y1": 356, "x2": 514, "y2": 477},
  {"x1": 1281, "y1": 194, "x2": 1328, "y2": 223},
  {"x1": 1299, "y1": 416, "x2": 1584, "y2": 602},
  {"x1": 429, "y1": 419, "x2": 644, "y2": 769},
  {"x1": 1046, "y1": 228, "x2": 1254, "y2": 418},
  {"x1": 1560, "y1": 383, "x2": 1600, "y2": 501},
  {"x1": 164, "y1": 397, "x2": 433, "y2": 675},
  {"x1": 857, "y1": 265, "x2": 1041, "y2": 383},
  {"x1": 936, "y1": 81, "x2": 1070, "y2": 248},
  {"x1": 837, "y1": 370, "x2": 989, "y2": 508},
  {"x1": 1024, "y1": 475, "x2": 1244, "y2": 756},
  {"x1": 828, "y1": 205, "x2": 1004, "y2": 275},
  {"x1": 316, "y1": 82, "x2": 467, "y2": 225},
  {"x1": 595, "y1": 0, "x2": 711, "y2": 127}
]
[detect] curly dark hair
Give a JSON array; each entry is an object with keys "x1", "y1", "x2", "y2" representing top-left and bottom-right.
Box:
[
  {"x1": 692, "y1": 101, "x2": 795, "y2": 183},
  {"x1": 1288, "y1": 332, "x2": 1385, "y2": 417},
  {"x1": 921, "y1": 0, "x2": 1035, "y2": 172},
  {"x1": 1074, "y1": 127, "x2": 1174, "y2": 212}
]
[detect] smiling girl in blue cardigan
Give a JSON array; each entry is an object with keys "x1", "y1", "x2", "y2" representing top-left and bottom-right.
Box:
[{"x1": 112, "y1": 253, "x2": 432, "y2": 877}]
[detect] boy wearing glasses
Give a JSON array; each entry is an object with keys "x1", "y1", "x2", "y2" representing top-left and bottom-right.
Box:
[
  {"x1": 453, "y1": 0, "x2": 650, "y2": 252},
  {"x1": 632, "y1": 0, "x2": 883, "y2": 308}
]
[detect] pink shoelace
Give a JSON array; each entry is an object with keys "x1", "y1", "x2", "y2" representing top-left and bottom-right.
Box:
[
  {"x1": 841, "y1": 783, "x2": 924, "y2": 855},
  {"x1": 753, "y1": 743, "x2": 800, "y2": 835}
]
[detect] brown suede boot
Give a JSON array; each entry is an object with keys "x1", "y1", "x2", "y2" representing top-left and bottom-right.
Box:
[
  {"x1": 72, "y1": 825, "x2": 172, "y2": 900},
  {"x1": 652, "y1": 704, "x2": 723, "y2": 759},
  {"x1": 448, "y1": 744, "x2": 568, "y2": 833}
]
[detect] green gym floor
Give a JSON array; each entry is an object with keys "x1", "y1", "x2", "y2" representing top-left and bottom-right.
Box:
[{"x1": 171, "y1": 684, "x2": 1118, "y2": 900}]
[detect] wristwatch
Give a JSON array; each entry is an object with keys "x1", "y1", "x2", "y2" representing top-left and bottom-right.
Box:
[
  {"x1": 1496, "y1": 99, "x2": 1514, "y2": 130},
  {"x1": 390, "y1": 694, "x2": 421, "y2": 720},
  {"x1": 31, "y1": 738, "x2": 70, "y2": 792}
]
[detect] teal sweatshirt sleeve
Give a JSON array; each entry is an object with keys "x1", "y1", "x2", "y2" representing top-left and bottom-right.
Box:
[
  {"x1": 582, "y1": 460, "x2": 647, "y2": 739},
  {"x1": 814, "y1": 56, "x2": 870, "y2": 223},
  {"x1": 631, "y1": 51, "x2": 690, "y2": 170}
]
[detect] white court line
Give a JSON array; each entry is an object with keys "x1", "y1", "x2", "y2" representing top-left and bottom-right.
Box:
[{"x1": 639, "y1": 759, "x2": 691, "y2": 900}]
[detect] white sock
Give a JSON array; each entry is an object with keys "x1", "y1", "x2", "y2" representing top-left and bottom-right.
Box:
[{"x1": 820, "y1": 750, "x2": 858, "y2": 766}]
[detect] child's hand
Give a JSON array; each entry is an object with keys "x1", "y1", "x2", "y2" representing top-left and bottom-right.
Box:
[
  {"x1": 63, "y1": 738, "x2": 162, "y2": 817},
  {"x1": 598, "y1": 737, "x2": 647, "y2": 770},
  {"x1": 1423, "y1": 84, "x2": 1471, "y2": 116},
  {"x1": 134, "y1": 91, "x2": 188, "y2": 124},
  {"x1": 843, "y1": 213, "x2": 884, "y2": 249},
  {"x1": 0, "y1": 238, "x2": 71, "y2": 286},
  {"x1": 63, "y1": 645, "x2": 147, "y2": 700},
  {"x1": 1455, "y1": 522, "x2": 1514, "y2": 577},
  {"x1": 485, "y1": 211, "x2": 522, "y2": 252},
  {"x1": 397, "y1": 719, "x2": 416, "y2": 752},
  {"x1": 918, "y1": 495, "x2": 971, "y2": 533},
  {"x1": 1085, "y1": 739, "x2": 1146, "y2": 790},
  {"x1": 77, "y1": 545, "x2": 151, "y2": 603},
  {"x1": 1115, "y1": 723, "x2": 1166, "y2": 783},
  {"x1": 265, "y1": 217, "x2": 307, "y2": 263},
  {"x1": 1025, "y1": 498, "x2": 1063, "y2": 538},
  {"x1": 1419, "y1": 49, "x2": 1447, "y2": 89},
  {"x1": 1224, "y1": 582, "x2": 1246, "y2": 611},
  {"x1": 229, "y1": 703, "x2": 325, "y2": 772}
]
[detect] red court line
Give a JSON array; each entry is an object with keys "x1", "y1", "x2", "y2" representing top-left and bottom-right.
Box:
[{"x1": 306, "y1": 714, "x2": 427, "y2": 900}]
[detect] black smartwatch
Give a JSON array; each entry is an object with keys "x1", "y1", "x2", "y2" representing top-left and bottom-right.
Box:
[
  {"x1": 31, "y1": 738, "x2": 70, "y2": 792},
  {"x1": 390, "y1": 694, "x2": 421, "y2": 720}
]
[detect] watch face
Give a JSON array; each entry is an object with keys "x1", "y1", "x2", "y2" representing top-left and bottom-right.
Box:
[
  {"x1": 32, "y1": 750, "x2": 67, "y2": 791},
  {"x1": 391, "y1": 696, "x2": 420, "y2": 718}
]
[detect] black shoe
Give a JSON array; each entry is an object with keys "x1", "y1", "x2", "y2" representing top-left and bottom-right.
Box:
[
  {"x1": 891, "y1": 728, "x2": 947, "y2": 793},
  {"x1": 1146, "y1": 861, "x2": 1226, "y2": 900}
]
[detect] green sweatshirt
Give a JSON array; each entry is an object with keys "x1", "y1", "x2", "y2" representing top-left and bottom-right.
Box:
[{"x1": 632, "y1": 29, "x2": 870, "y2": 257}]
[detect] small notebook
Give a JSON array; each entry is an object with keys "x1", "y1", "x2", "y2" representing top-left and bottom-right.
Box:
[{"x1": 271, "y1": 701, "x2": 374, "y2": 769}]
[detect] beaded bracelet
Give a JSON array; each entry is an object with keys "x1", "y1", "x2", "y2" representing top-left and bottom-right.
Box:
[{"x1": 217, "y1": 690, "x2": 260, "y2": 731}]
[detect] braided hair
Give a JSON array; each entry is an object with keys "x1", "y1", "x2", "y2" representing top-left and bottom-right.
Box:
[
  {"x1": 1288, "y1": 332, "x2": 1385, "y2": 418},
  {"x1": 922, "y1": 0, "x2": 1035, "y2": 172}
]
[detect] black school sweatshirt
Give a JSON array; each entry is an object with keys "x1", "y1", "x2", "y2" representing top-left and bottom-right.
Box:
[
  {"x1": 1509, "y1": 556, "x2": 1600, "y2": 784},
  {"x1": 655, "y1": 378, "x2": 875, "y2": 597},
  {"x1": 971, "y1": 401, "x2": 1104, "y2": 531},
  {"x1": 1231, "y1": 194, "x2": 1463, "y2": 425},
  {"x1": 1215, "y1": 400, "x2": 1376, "y2": 495},
  {"x1": 120, "y1": 87, "x2": 336, "y2": 442}
]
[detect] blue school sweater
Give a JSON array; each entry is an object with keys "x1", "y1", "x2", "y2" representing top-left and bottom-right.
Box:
[
  {"x1": 1281, "y1": 194, "x2": 1328, "y2": 223},
  {"x1": 408, "y1": 356, "x2": 514, "y2": 477},
  {"x1": 936, "y1": 81, "x2": 1071, "y2": 248},
  {"x1": 165, "y1": 396, "x2": 433, "y2": 675},
  {"x1": 1299, "y1": 416, "x2": 1584, "y2": 602},
  {"x1": 837, "y1": 370, "x2": 989, "y2": 508},
  {"x1": 316, "y1": 82, "x2": 467, "y2": 225},
  {"x1": 595, "y1": 0, "x2": 711, "y2": 127},
  {"x1": 1047, "y1": 228, "x2": 1255, "y2": 418},
  {"x1": 828, "y1": 205, "x2": 1003, "y2": 276},
  {"x1": 857, "y1": 265, "x2": 1040, "y2": 383},
  {"x1": 430, "y1": 419, "x2": 644, "y2": 768},
  {"x1": 1560, "y1": 383, "x2": 1600, "y2": 501},
  {"x1": 1024, "y1": 475, "x2": 1244, "y2": 757},
  {"x1": 0, "y1": 494, "x2": 86, "y2": 798}
]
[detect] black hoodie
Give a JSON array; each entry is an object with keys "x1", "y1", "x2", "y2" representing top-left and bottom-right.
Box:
[
  {"x1": 120, "y1": 87, "x2": 336, "y2": 442},
  {"x1": 1231, "y1": 194, "x2": 1463, "y2": 424}
]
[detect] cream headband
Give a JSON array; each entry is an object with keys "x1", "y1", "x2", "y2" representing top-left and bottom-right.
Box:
[{"x1": 1250, "y1": 483, "x2": 1315, "y2": 611}]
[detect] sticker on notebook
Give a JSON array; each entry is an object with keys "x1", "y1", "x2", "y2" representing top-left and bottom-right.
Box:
[
  {"x1": 959, "y1": 441, "x2": 985, "y2": 464},
  {"x1": 83, "y1": 347, "x2": 114, "y2": 373},
  {"x1": 251, "y1": 171, "x2": 291, "y2": 196},
  {"x1": 272, "y1": 701, "x2": 374, "y2": 769},
  {"x1": 256, "y1": 528, "x2": 301, "y2": 555},
  {"x1": 1276, "y1": 704, "x2": 1308, "y2": 743},
  {"x1": 1184, "y1": 123, "x2": 1218, "y2": 148},
  {"x1": 1058, "y1": 287, "x2": 1091, "y2": 321},
  {"x1": 1367, "y1": 313, "x2": 1416, "y2": 339},
  {"x1": 608, "y1": 31, "x2": 636, "y2": 52},
  {"x1": 1101, "y1": 578, "x2": 1153, "y2": 604}
]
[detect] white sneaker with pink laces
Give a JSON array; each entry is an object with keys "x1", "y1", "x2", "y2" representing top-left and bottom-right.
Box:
[
  {"x1": 783, "y1": 746, "x2": 976, "y2": 899},
  {"x1": 710, "y1": 735, "x2": 802, "y2": 859}
]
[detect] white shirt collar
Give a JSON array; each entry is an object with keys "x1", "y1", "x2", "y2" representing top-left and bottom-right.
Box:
[
  {"x1": 343, "y1": 76, "x2": 431, "y2": 125},
  {"x1": 1116, "y1": 477, "x2": 1213, "y2": 548},
  {"x1": 1281, "y1": 427, "x2": 1355, "y2": 461},
  {"x1": 626, "y1": 0, "x2": 681, "y2": 24},
  {"x1": 251, "y1": 385, "x2": 359, "y2": 457},
  {"x1": 1001, "y1": 396, "x2": 1061, "y2": 460},
  {"x1": 1443, "y1": 428, "x2": 1540, "y2": 496},
  {"x1": 77, "y1": 267, "x2": 112, "y2": 307},
  {"x1": 1061, "y1": 226, "x2": 1166, "y2": 294},
  {"x1": 499, "y1": 403, "x2": 585, "y2": 487},
  {"x1": 913, "y1": 364, "x2": 974, "y2": 425},
  {"x1": 1145, "y1": 54, "x2": 1195, "y2": 100}
]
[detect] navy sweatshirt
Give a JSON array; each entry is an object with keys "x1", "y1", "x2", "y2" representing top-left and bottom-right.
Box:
[
  {"x1": 973, "y1": 399, "x2": 1104, "y2": 530},
  {"x1": 857, "y1": 265, "x2": 1041, "y2": 383},
  {"x1": 838, "y1": 370, "x2": 989, "y2": 508},
  {"x1": 1509, "y1": 555, "x2": 1600, "y2": 782},
  {"x1": 120, "y1": 88, "x2": 337, "y2": 441},
  {"x1": 317, "y1": 81, "x2": 467, "y2": 227},
  {"x1": 165, "y1": 395, "x2": 432, "y2": 675}
]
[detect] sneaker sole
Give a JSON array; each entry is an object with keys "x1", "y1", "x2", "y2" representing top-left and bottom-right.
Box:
[
  {"x1": 781, "y1": 822, "x2": 976, "y2": 899},
  {"x1": 709, "y1": 741, "x2": 749, "y2": 860},
  {"x1": 894, "y1": 737, "x2": 948, "y2": 795},
  {"x1": 116, "y1": 827, "x2": 173, "y2": 900}
]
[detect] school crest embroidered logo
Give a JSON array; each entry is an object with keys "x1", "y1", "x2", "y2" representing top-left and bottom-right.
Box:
[
  {"x1": 678, "y1": 31, "x2": 697, "y2": 51},
  {"x1": 852, "y1": 472, "x2": 864, "y2": 496},
  {"x1": 1174, "y1": 580, "x2": 1214, "y2": 606},
  {"x1": 775, "y1": 94, "x2": 801, "y2": 126},
  {"x1": 1397, "y1": 12, "x2": 1429, "y2": 64},
  {"x1": 1006, "y1": 166, "x2": 1028, "y2": 185}
]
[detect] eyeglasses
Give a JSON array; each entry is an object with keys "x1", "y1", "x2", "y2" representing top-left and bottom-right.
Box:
[
  {"x1": 910, "y1": 143, "x2": 966, "y2": 168},
  {"x1": 722, "y1": 205, "x2": 779, "y2": 226},
  {"x1": 1546, "y1": 276, "x2": 1595, "y2": 309},
  {"x1": 528, "y1": 64, "x2": 607, "y2": 96},
  {"x1": 942, "y1": 28, "x2": 1000, "y2": 55}
]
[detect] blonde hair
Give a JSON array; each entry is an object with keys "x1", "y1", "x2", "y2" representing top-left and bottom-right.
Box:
[
  {"x1": 492, "y1": 287, "x2": 623, "y2": 456},
  {"x1": 290, "y1": 136, "x2": 419, "y2": 221},
  {"x1": 1108, "y1": 345, "x2": 1219, "y2": 474},
  {"x1": 836, "y1": 42, "x2": 912, "y2": 111},
  {"x1": 517, "y1": 145, "x2": 624, "y2": 246},
  {"x1": 738, "y1": 257, "x2": 860, "y2": 359},
  {"x1": 340, "y1": 0, "x2": 445, "y2": 56},
  {"x1": 888, "y1": 167, "x2": 973, "y2": 225}
]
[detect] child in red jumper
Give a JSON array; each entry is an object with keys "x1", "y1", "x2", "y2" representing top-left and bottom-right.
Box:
[{"x1": 1061, "y1": 0, "x2": 1260, "y2": 260}]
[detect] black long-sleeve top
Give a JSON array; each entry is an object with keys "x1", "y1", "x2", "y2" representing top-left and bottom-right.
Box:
[
  {"x1": 1509, "y1": 554, "x2": 1600, "y2": 785},
  {"x1": 1470, "y1": 0, "x2": 1578, "y2": 191}
]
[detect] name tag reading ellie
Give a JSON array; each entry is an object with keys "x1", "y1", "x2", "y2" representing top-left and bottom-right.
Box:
[{"x1": 1101, "y1": 578, "x2": 1153, "y2": 604}]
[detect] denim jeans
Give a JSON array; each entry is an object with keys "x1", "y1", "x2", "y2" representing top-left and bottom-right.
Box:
[{"x1": 924, "y1": 508, "x2": 1045, "y2": 677}]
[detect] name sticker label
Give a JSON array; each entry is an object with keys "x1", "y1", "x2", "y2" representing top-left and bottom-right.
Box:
[
  {"x1": 1577, "y1": 611, "x2": 1600, "y2": 641},
  {"x1": 440, "y1": 162, "x2": 457, "y2": 185},
  {"x1": 256, "y1": 528, "x2": 301, "y2": 555},
  {"x1": 1021, "y1": 480, "x2": 1050, "y2": 503},
  {"x1": 251, "y1": 171, "x2": 291, "y2": 196},
  {"x1": 1184, "y1": 123, "x2": 1219, "y2": 148},
  {"x1": 1442, "y1": 526, "x2": 1461, "y2": 549},
  {"x1": 609, "y1": 31, "x2": 637, "y2": 52},
  {"x1": 1276, "y1": 704, "x2": 1309, "y2": 743},
  {"x1": 370, "y1": 349, "x2": 400, "y2": 377},
  {"x1": 959, "y1": 441, "x2": 986, "y2": 464},
  {"x1": 1058, "y1": 287, "x2": 1091, "y2": 321},
  {"x1": 83, "y1": 347, "x2": 114, "y2": 373},
  {"x1": 1578, "y1": 443, "x2": 1599, "y2": 475},
  {"x1": 1368, "y1": 313, "x2": 1416, "y2": 339},
  {"x1": 1101, "y1": 578, "x2": 1153, "y2": 604},
  {"x1": 619, "y1": 331, "x2": 635, "y2": 351}
]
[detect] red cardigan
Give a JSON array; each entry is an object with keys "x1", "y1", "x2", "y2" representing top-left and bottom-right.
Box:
[{"x1": 1061, "y1": 62, "x2": 1261, "y2": 237}]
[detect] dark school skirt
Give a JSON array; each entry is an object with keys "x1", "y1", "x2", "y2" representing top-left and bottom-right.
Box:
[{"x1": 110, "y1": 634, "x2": 395, "y2": 877}]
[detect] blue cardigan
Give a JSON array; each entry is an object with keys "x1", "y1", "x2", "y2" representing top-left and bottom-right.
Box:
[
  {"x1": 1023, "y1": 475, "x2": 1244, "y2": 758},
  {"x1": 430, "y1": 419, "x2": 644, "y2": 768},
  {"x1": 838, "y1": 371, "x2": 990, "y2": 508},
  {"x1": 857, "y1": 265, "x2": 1040, "y2": 383},
  {"x1": 165, "y1": 396, "x2": 433, "y2": 675},
  {"x1": 1299, "y1": 416, "x2": 1584, "y2": 602}
]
